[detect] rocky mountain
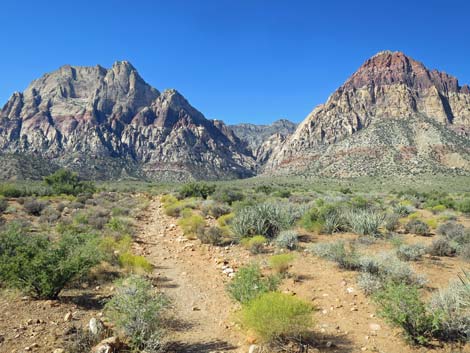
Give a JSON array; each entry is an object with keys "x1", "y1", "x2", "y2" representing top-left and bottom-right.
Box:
[
  {"x1": 0, "y1": 62, "x2": 255, "y2": 181},
  {"x1": 265, "y1": 51, "x2": 470, "y2": 177}
]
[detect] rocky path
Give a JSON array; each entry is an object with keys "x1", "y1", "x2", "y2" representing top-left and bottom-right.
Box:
[{"x1": 133, "y1": 198, "x2": 243, "y2": 353}]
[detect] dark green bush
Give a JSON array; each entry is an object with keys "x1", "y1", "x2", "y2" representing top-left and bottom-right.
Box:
[
  {"x1": 0, "y1": 224, "x2": 102, "y2": 299},
  {"x1": 179, "y1": 182, "x2": 215, "y2": 199},
  {"x1": 226, "y1": 264, "x2": 279, "y2": 304},
  {"x1": 374, "y1": 282, "x2": 437, "y2": 345},
  {"x1": 44, "y1": 169, "x2": 96, "y2": 196},
  {"x1": 212, "y1": 187, "x2": 245, "y2": 205}
]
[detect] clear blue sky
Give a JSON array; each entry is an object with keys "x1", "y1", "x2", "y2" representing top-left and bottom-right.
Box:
[{"x1": 1, "y1": 0, "x2": 469, "y2": 125}]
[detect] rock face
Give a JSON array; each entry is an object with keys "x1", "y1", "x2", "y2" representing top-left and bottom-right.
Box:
[
  {"x1": 229, "y1": 119, "x2": 297, "y2": 168},
  {"x1": 0, "y1": 62, "x2": 255, "y2": 180},
  {"x1": 265, "y1": 51, "x2": 470, "y2": 176}
]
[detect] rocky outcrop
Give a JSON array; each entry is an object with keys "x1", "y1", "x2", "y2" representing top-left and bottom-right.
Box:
[
  {"x1": 265, "y1": 51, "x2": 470, "y2": 176},
  {"x1": 0, "y1": 62, "x2": 255, "y2": 180}
]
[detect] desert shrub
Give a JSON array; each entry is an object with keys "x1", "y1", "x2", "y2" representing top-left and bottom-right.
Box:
[
  {"x1": 23, "y1": 198, "x2": 46, "y2": 216},
  {"x1": 457, "y1": 199, "x2": 470, "y2": 214},
  {"x1": 374, "y1": 282, "x2": 436, "y2": 345},
  {"x1": 217, "y1": 212, "x2": 234, "y2": 227},
  {"x1": 393, "y1": 204, "x2": 414, "y2": 216},
  {"x1": 0, "y1": 224, "x2": 102, "y2": 299},
  {"x1": 437, "y1": 222, "x2": 470, "y2": 245},
  {"x1": 100, "y1": 235, "x2": 132, "y2": 260},
  {"x1": 104, "y1": 276, "x2": 168, "y2": 352},
  {"x1": 273, "y1": 189, "x2": 292, "y2": 198},
  {"x1": 200, "y1": 200, "x2": 231, "y2": 218},
  {"x1": 427, "y1": 238, "x2": 458, "y2": 257},
  {"x1": 197, "y1": 226, "x2": 225, "y2": 246},
  {"x1": 358, "y1": 253, "x2": 426, "y2": 294},
  {"x1": 106, "y1": 217, "x2": 133, "y2": 236},
  {"x1": 0, "y1": 197, "x2": 7, "y2": 214},
  {"x1": 226, "y1": 264, "x2": 279, "y2": 303},
  {"x1": 405, "y1": 219, "x2": 430, "y2": 236},
  {"x1": 384, "y1": 213, "x2": 400, "y2": 232},
  {"x1": 212, "y1": 187, "x2": 244, "y2": 205},
  {"x1": 178, "y1": 212, "x2": 205, "y2": 239},
  {"x1": 426, "y1": 219, "x2": 438, "y2": 229},
  {"x1": 118, "y1": 253, "x2": 153, "y2": 274},
  {"x1": 111, "y1": 206, "x2": 131, "y2": 217},
  {"x1": 231, "y1": 203, "x2": 294, "y2": 239},
  {"x1": 460, "y1": 244, "x2": 470, "y2": 262},
  {"x1": 269, "y1": 254, "x2": 295, "y2": 275},
  {"x1": 345, "y1": 208, "x2": 384, "y2": 236},
  {"x1": 320, "y1": 204, "x2": 348, "y2": 234},
  {"x1": 160, "y1": 194, "x2": 177, "y2": 204},
  {"x1": 69, "y1": 201, "x2": 85, "y2": 209},
  {"x1": 438, "y1": 211, "x2": 457, "y2": 222},
  {"x1": 255, "y1": 185, "x2": 274, "y2": 195},
  {"x1": 179, "y1": 182, "x2": 215, "y2": 199},
  {"x1": 429, "y1": 272, "x2": 470, "y2": 342},
  {"x1": 241, "y1": 235, "x2": 267, "y2": 254},
  {"x1": 238, "y1": 292, "x2": 314, "y2": 343},
  {"x1": 163, "y1": 198, "x2": 197, "y2": 217},
  {"x1": 396, "y1": 244, "x2": 426, "y2": 261},
  {"x1": 299, "y1": 207, "x2": 323, "y2": 233},
  {"x1": 39, "y1": 206, "x2": 61, "y2": 224},
  {"x1": 309, "y1": 241, "x2": 361, "y2": 270},
  {"x1": 357, "y1": 273, "x2": 383, "y2": 296},
  {"x1": 275, "y1": 230, "x2": 299, "y2": 250},
  {"x1": 44, "y1": 169, "x2": 95, "y2": 196},
  {"x1": 431, "y1": 205, "x2": 446, "y2": 214}
]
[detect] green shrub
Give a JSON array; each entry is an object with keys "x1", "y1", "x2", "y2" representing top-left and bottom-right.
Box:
[
  {"x1": 197, "y1": 226, "x2": 225, "y2": 246},
  {"x1": 405, "y1": 219, "x2": 430, "y2": 236},
  {"x1": 226, "y1": 265, "x2": 279, "y2": 303},
  {"x1": 104, "y1": 276, "x2": 168, "y2": 352},
  {"x1": 457, "y1": 199, "x2": 470, "y2": 214},
  {"x1": 0, "y1": 224, "x2": 102, "y2": 299},
  {"x1": 212, "y1": 187, "x2": 244, "y2": 205},
  {"x1": 178, "y1": 212, "x2": 205, "y2": 239},
  {"x1": 241, "y1": 235, "x2": 267, "y2": 254},
  {"x1": 309, "y1": 241, "x2": 361, "y2": 270},
  {"x1": 396, "y1": 244, "x2": 426, "y2": 261},
  {"x1": 393, "y1": 204, "x2": 414, "y2": 216},
  {"x1": 200, "y1": 200, "x2": 231, "y2": 218},
  {"x1": 179, "y1": 182, "x2": 215, "y2": 199},
  {"x1": 275, "y1": 230, "x2": 299, "y2": 250},
  {"x1": 345, "y1": 208, "x2": 384, "y2": 236},
  {"x1": 106, "y1": 217, "x2": 132, "y2": 236},
  {"x1": 217, "y1": 212, "x2": 234, "y2": 227},
  {"x1": 268, "y1": 254, "x2": 295, "y2": 275},
  {"x1": 299, "y1": 207, "x2": 323, "y2": 233},
  {"x1": 163, "y1": 198, "x2": 197, "y2": 217},
  {"x1": 431, "y1": 205, "x2": 446, "y2": 214},
  {"x1": 374, "y1": 282, "x2": 437, "y2": 345},
  {"x1": 238, "y1": 292, "x2": 314, "y2": 343},
  {"x1": 118, "y1": 252, "x2": 153, "y2": 274},
  {"x1": 44, "y1": 169, "x2": 95, "y2": 196},
  {"x1": 23, "y1": 198, "x2": 46, "y2": 216},
  {"x1": 427, "y1": 238, "x2": 458, "y2": 257}
]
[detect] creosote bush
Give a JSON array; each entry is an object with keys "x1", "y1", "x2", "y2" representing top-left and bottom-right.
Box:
[
  {"x1": 44, "y1": 169, "x2": 95, "y2": 196},
  {"x1": 105, "y1": 276, "x2": 168, "y2": 352},
  {"x1": 238, "y1": 292, "x2": 314, "y2": 343},
  {"x1": 0, "y1": 223, "x2": 102, "y2": 299},
  {"x1": 226, "y1": 264, "x2": 279, "y2": 303},
  {"x1": 178, "y1": 211, "x2": 205, "y2": 239},
  {"x1": 118, "y1": 252, "x2": 153, "y2": 274},
  {"x1": 179, "y1": 182, "x2": 215, "y2": 199}
]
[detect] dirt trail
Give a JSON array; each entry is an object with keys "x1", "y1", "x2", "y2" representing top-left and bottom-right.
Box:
[{"x1": 133, "y1": 198, "x2": 243, "y2": 353}]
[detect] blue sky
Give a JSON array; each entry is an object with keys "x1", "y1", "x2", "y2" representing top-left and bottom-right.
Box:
[{"x1": 1, "y1": 0, "x2": 469, "y2": 125}]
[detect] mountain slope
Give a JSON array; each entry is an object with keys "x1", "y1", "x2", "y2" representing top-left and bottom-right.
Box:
[
  {"x1": 265, "y1": 51, "x2": 470, "y2": 176},
  {"x1": 0, "y1": 62, "x2": 255, "y2": 180}
]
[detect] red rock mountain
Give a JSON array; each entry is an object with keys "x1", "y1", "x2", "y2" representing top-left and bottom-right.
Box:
[{"x1": 264, "y1": 51, "x2": 470, "y2": 177}]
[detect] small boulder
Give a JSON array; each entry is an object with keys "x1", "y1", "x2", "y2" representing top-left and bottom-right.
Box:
[
  {"x1": 89, "y1": 317, "x2": 104, "y2": 335},
  {"x1": 92, "y1": 336, "x2": 121, "y2": 353}
]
